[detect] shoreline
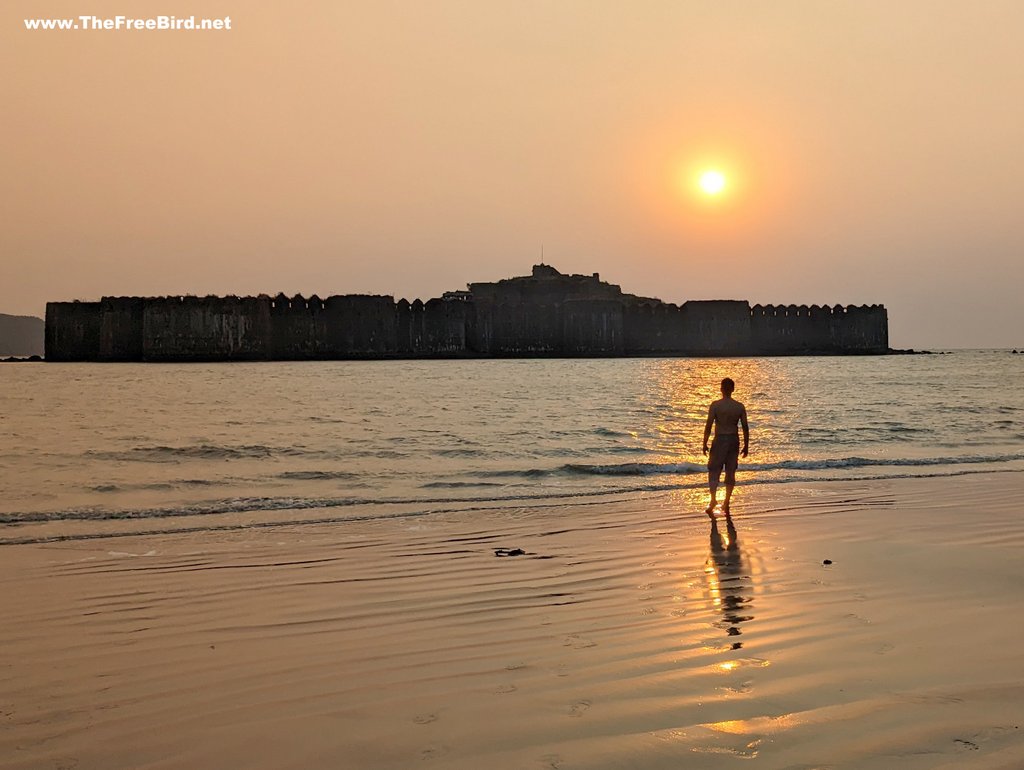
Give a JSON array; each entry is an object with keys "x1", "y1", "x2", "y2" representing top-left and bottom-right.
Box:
[
  {"x1": 3, "y1": 471, "x2": 1023, "y2": 768},
  {"x1": 4, "y1": 465, "x2": 1023, "y2": 548}
]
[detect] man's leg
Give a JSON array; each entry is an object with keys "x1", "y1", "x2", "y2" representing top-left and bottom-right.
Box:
[
  {"x1": 707, "y1": 469, "x2": 720, "y2": 514},
  {"x1": 707, "y1": 444, "x2": 724, "y2": 514},
  {"x1": 722, "y1": 451, "x2": 738, "y2": 513}
]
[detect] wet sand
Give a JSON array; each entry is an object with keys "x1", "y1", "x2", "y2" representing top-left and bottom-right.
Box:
[{"x1": 2, "y1": 472, "x2": 1024, "y2": 769}]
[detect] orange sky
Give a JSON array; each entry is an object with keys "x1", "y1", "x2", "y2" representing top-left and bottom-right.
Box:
[{"x1": 4, "y1": 1, "x2": 1023, "y2": 347}]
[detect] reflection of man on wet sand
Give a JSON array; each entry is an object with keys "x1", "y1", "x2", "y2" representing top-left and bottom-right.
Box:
[
  {"x1": 702, "y1": 377, "x2": 749, "y2": 516},
  {"x1": 708, "y1": 514, "x2": 752, "y2": 647}
]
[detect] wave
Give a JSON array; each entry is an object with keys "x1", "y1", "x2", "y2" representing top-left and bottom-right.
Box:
[
  {"x1": 435, "y1": 448, "x2": 484, "y2": 458},
  {"x1": 88, "y1": 444, "x2": 315, "y2": 462},
  {"x1": 563, "y1": 462, "x2": 705, "y2": 476},
  {"x1": 86, "y1": 478, "x2": 232, "y2": 493},
  {"x1": 554, "y1": 452, "x2": 1024, "y2": 477},
  {"x1": 277, "y1": 470, "x2": 360, "y2": 481},
  {"x1": 421, "y1": 481, "x2": 506, "y2": 489},
  {"x1": 0, "y1": 491, "x2": 589, "y2": 526},
  {"x1": 88, "y1": 444, "x2": 424, "y2": 464}
]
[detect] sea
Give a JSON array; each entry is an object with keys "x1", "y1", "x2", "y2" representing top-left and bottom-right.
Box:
[{"x1": 2, "y1": 351, "x2": 1022, "y2": 545}]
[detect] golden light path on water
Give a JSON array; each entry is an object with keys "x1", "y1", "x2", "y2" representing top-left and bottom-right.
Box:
[{"x1": 644, "y1": 356, "x2": 794, "y2": 470}]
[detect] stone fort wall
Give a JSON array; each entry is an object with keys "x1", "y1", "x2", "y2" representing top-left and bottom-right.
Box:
[{"x1": 45, "y1": 266, "x2": 888, "y2": 361}]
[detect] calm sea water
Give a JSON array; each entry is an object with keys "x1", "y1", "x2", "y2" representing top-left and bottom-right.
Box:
[{"x1": 1, "y1": 352, "x2": 1022, "y2": 543}]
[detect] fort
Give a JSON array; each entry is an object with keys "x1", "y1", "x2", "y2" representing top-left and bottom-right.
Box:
[{"x1": 44, "y1": 264, "x2": 888, "y2": 361}]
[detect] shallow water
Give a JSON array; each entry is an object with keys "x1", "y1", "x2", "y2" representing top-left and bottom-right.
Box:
[{"x1": 1, "y1": 351, "x2": 1022, "y2": 543}]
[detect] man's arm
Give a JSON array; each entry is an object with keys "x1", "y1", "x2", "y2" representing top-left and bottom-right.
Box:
[
  {"x1": 740, "y1": 405, "x2": 749, "y2": 458},
  {"x1": 702, "y1": 403, "x2": 715, "y2": 455}
]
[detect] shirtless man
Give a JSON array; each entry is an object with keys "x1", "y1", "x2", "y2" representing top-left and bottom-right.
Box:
[{"x1": 702, "y1": 377, "x2": 749, "y2": 516}]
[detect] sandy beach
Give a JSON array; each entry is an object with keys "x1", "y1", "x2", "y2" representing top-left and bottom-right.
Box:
[{"x1": 2, "y1": 471, "x2": 1022, "y2": 769}]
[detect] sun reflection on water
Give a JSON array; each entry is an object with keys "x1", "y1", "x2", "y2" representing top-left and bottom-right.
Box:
[{"x1": 643, "y1": 358, "x2": 795, "y2": 480}]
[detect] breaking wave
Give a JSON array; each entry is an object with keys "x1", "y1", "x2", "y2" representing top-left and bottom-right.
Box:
[{"x1": 554, "y1": 452, "x2": 1024, "y2": 477}]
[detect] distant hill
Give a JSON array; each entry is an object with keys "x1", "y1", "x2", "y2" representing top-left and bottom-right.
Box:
[{"x1": 0, "y1": 314, "x2": 44, "y2": 357}]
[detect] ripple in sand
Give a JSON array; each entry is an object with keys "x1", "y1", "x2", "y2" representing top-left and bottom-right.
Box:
[{"x1": 563, "y1": 633, "x2": 597, "y2": 649}]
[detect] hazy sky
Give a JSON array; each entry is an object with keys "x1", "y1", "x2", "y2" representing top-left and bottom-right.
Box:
[{"x1": 4, "y1": 1, "x2": 1023, "y2": 347}]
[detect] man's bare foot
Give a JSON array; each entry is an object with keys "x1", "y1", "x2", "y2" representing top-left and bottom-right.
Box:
[
  {"x1": 722, "y1": 502, "x2": 730, "y2": 515},
  {"x1": 705, "y1": 501, "x2": 717, "y2": 517}
]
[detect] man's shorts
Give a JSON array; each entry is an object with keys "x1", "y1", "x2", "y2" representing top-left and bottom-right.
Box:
[{"x1": 708, "y1": 434, "x2": 740, "y2": 481}]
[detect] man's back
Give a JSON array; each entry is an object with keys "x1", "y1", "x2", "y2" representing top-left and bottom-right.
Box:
[
  {"x1": 703, "y1": 377, "x2": 749, "y2": 515},
  {"x1": 710, "y1": 397, "x2": 746, "y2": 436}
]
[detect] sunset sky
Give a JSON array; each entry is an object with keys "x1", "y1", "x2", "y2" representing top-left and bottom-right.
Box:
[{"x1": 4, "y1": 1, "x2": 1023, "y2": 348}]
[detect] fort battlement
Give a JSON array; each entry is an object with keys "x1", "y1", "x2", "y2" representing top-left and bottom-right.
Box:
[{"x1": 45, "y1": 265, "x2": 889, "y2": 361}]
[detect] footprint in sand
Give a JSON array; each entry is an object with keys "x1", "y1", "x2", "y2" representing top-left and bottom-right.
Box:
[
  {"x1": 953, "y1": 726, "x2": 1017, "y2": 751},
  {"x1": 413, "y1": 713, "x2": 438, "y2": 725},
  {"x1": 420, "y1": 744, "x2": 450, "y2": 761},
  {"x1": 538, "y1": 754, "x2": 564, "y2": 769},
  {"x1": 505, "y1": 662, "x2": 527, "y2": 671},
  {"x1": 844, "y1": 613, "x2": 872, "y2": 626},
  {"x1": 495, "y1": 684, "x2": 518, "y2": 695},
  {"x1": 874, "y1": 643, "x2": 895, "y2": 655},
  {"x1": 564, "y1": 634, "x2": 597, "y2": 649},
  {"x1": 641, "y1": 607, "x2": 657, "y2": 615},
  {"x1": 568, "y1": 700, "x2": 591, "y2": 717}
]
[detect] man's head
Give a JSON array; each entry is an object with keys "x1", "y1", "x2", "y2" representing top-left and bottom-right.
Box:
[{"x1": 721, "y1": 377, "x2": 735, "y2": 396}]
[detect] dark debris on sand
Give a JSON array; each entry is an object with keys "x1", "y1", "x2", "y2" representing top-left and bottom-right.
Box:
[{"x1": 495, "y1": 548, "x2": 526, "y2": 557}]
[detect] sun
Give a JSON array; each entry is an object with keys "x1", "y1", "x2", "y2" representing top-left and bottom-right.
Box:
[{"x1": 699, "y1": 169, "x2": 727, "y2": 196}]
